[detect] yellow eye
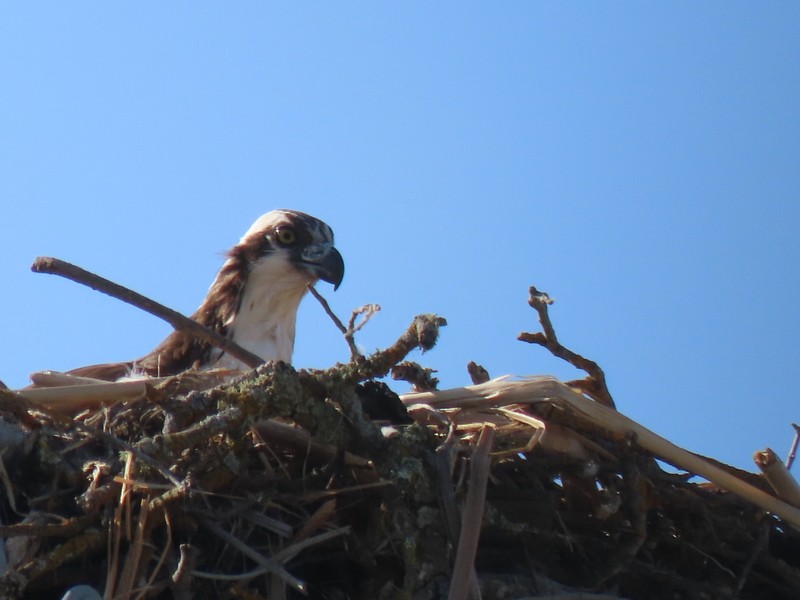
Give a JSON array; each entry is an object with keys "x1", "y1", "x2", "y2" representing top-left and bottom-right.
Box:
[{"x1": 275, "y1": 227, "x2": 296, "y2": 246}]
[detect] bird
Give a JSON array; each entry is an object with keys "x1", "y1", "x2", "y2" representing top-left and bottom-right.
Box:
[{"x1": 60, "y1": 209, "x2": 344, "y2": 382}]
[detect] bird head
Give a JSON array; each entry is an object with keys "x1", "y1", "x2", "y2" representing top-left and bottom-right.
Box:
[{"x1": 237, "y1": 209, "x2": 345, "y2": 291}]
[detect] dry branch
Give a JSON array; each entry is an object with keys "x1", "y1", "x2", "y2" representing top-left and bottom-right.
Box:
[
  {"x1": 788, "y1": 423, "x2": 800, "y2": 470},
  {"x1": 307, "y1": 283, "x2": 380, "y2": 361},
  {"x1": 754, "y1": 448, "x2": 800, "y2": 507},
  {"x1": 31, "y1": 256, "x2": 264, "y2": 369},
  {"x1": 449, "y1": 425, "x2": 494, "y2": 600},
  {"x1": 317, "y1": 313, "x2": 447, "y2": 384},
  {"x1": 518, "y1": 286, "x2": 615, "y2": 408},
  {"x1": 401, "y1": 377, "x2": 800, "y2": 529}
]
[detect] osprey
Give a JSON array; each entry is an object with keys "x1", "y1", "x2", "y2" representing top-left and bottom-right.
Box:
[{"x1": 66, "y1": 209, "x2": 344, "y2": 381}]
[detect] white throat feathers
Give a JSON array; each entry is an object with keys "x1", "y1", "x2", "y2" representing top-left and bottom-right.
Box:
[{"x1": 208, "y1": 250, "x2": 314, "y2": 370}]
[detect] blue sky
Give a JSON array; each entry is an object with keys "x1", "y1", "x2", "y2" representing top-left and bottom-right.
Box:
[{"x1": 1, "y1": 4, "x2": 798, "y2": 472}]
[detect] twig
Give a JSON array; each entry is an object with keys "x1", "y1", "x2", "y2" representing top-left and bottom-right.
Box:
[
  {"x1": 307, "y1": 284, "x2": 359, "y2": 358},
  {"x1": 434, "y1": 423, "x2": 461, "y2": 546},
  {"x1": 192, "y1": 567, "x2": 272, "y2": 582},
  {"x1": 391, "y1": 361, "x2": 439, "y2": 391},
  {"x1": 518, "y1": 286, "x2": 616, "y2": 409},
  {"x1": 0, "y1": 451, "x2": 22, "y2": 516},
  {"x1": 200, "y1": 518, "x2": 305, "y2": 592},
  {"x1": 106, "y1": 453, "x2": 135, "y2": 600},
  {"x1": 272, "y1": 526, "x2": 351, "y2": 563},
  {"x1": 114, "y1": 497, "x2": 149, "y2": 600},
  {"x1": 448, "y1": 425, "x2": 494, "y2": 600},
  {"x1": 787, "y1": 423, "x2": 800, "y2": 470},
  {"x1": 138, "y1": 407, "x2": 244, "y2": 457},
  {"x1": 330, "y1": 314, "x2": 447, "y2": 383},
  {"x1": 31, "y1": 256, "x2": 264, "y2": 369},
  {"x1": 596, "y1": 447, "x2": 647, "y2": 587},
  {"x1": 15, "y1": 528, "x2": 106, "y2": 583},
  {"x1": 307, "y1": 284, "x2": 349, "y2": 334},
  {"x1": 347, "y1": 303, "x2": 380, "y2": 336},
  {"x1": 515, "y1": 595, "x2": 633, "y2": 600},
  {"x1": 171, "y1": 543, "x2": 199, "y2": 591},
  {"x1": 307, "y1": 284, "x2": 380, "y2": 360},
  {"x1": 492, "y1": 408, "x2": 546, "y2": 458},
  {"x1": 242, "y1": 510, "x2": 294, "y2": 538},
  {"x1": 732, "y1": 519, "x2": 771, "y2": 599},
  {"x1": 251, "y1": 419, "x2": 371, "y2": 469},
  {"x1": 0, "y1": 515, "x2": 98, "y2": 538},
  {"x1": 401, "y1": 377, "x2": 800, "y2": 528},
  {"x1": 135, "y1": 501, "x2": 172, "y2": 600}
]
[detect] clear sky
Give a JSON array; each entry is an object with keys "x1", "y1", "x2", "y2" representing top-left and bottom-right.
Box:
[{"x1": 2, "y1": 4, "x2": 798, "y2": 472}]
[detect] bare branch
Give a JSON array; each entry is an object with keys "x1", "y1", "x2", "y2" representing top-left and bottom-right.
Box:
[
  {"x1": 518, "y1": 286, "x2": 616, "y2": 409},
  {"x1": 31, "y1": 256, "x2": 264, "y2": 369},
  {"x1": 391, "y1": 361, "x2": 439, "y2": 391},
  {"x1": 787, "y1": 423, "x2": 800, "y2": 471},
  {"x1": 306, "y1": 283, "x2": 349, "y2": 335},
  {"x1": 199, "y1": 518, "x2": 305, "y2": 592},
  {"x1": 347, "y1": 303, "x2": 381, "y2": 336},
  {"x1": 448, "y1": 425, "x2": 494, "y2": 600},
  {"x1": 307, "y1": 284, "x2": 380, "y2": 361},
  {"x1": 306, "y1": 284, "x2": 359, "y2": 359},
  {"x1": 330, "y1": 314, "x2": 446, "y2": 383}
]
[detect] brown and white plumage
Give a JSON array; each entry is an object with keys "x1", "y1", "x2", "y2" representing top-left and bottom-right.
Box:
[{"x1": 64, "y1": 209, "x2": 344, "y2": 382}]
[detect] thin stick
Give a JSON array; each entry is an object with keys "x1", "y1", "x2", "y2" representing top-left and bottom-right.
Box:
[
  {"x1": 307, "y1": 285, "x2": 352, "y2": 338},
  {"x1": 518, "y1": 286, "x2": 615, "y2": 409},
  {"x1": 787, "y1": 423, "x2": 800, "y2": 470},
  {"x1": 307, "y1": 284, "x2": 361, "y2": 359},
  {"x1": 347, "y1": 303, "x2": 380, "y2": 337},
  {"x1": 31, "y1": 256, "x2": 264, "y2": 369},
  {"x1": 448, "y1": 425, "x2": 494, "y2": 600},
  {"x1": 200, "y1": 518, "x2": 306, "y2": 592}
]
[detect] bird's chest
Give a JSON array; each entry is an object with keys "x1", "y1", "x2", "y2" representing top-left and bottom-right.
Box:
[{"x1": 211, "y1": 262, "x2": 309, "y2": 369}]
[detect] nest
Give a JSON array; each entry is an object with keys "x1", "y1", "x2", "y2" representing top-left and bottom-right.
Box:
[{"x1": 1, "y1": 273, "x2": 799, "y2": 600}]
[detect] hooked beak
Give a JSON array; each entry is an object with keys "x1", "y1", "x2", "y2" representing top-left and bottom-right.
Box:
[{"x1": 303, "y1": 246, "x2": 344, "y2": 290}]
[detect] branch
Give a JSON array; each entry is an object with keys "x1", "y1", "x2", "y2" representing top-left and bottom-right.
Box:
[
  {"x1": 391, "y1": 361, "x2": 439, "y2": 391},
  {"x1": 787, "y1": 423, "x2": 800, "y2": 471},
  {"x1": 31, "y1": 256, "x2": 264, "y2": 369},
  {"x1": 402, "y1": 377, "x2": 800, "y2": 529},
  {"x1": 306, "y1": 284, "x2": 380, "y2": 361},
  {"x1": 448, "y1": 424, "x2": 494, "y2": 600},
  {"x1": 334, "y1": 314, "x2": 447, "y2": 383},
  {"x1": 518, "y1": 286, "x2": 616, "y2": 409}
]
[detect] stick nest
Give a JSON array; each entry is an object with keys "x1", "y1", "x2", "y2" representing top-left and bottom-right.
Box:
[{"x1": 0, "y1": 289, "x2": 798, "y2": 600}]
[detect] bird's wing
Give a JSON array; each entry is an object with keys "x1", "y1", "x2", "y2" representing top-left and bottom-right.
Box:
[{"x1": 132, "y1": 329, "x2": 211, "y2": 378}]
